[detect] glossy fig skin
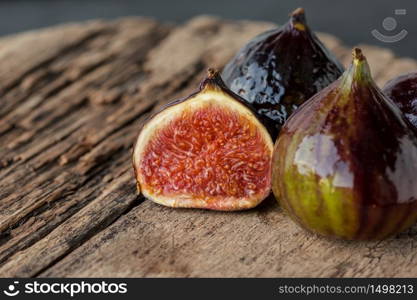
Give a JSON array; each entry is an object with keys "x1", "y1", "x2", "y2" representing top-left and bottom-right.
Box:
[
  {"x1": 383, "y1": 72, "x2": 417, "y2": 130},
  {"x1": 272, "y1": 49, "x2": 417, "y2": 240},
  {"x1": 222, "y1": 8, "x2": 344, "y2": 135}
]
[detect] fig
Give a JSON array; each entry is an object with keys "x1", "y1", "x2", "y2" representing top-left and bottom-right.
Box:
[
  {"x1": 133, "y1": 69, "x2": 273, "y2": 211},
  {"x1": 383, "y1": 72, "x2": 417, "y2": 130},
  {"x1": 221, "y1": 7, "x2": 344, "y2": 135},
  {"x1": 272, "y1": 48, "x2": 417, "y2": 240}
]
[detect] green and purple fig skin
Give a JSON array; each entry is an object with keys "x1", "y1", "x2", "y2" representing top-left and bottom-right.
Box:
[
  {"x1": 272, "y1": 48, "x2": 417, "y2": 240},
  {"x1": 383, "y1": 72, "x2": 417, "y2": 130},
  {"x1": 221, "y1": 7, "x2": 344, "y2": 137}
]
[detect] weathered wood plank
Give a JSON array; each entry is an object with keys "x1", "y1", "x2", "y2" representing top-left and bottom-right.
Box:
[
  {"x1": 0, "y1": 17, "x2": 173, "y2": 272},
  {"x1": 38, "y1": 198, "x2": 417, "y2": 278},
  {"x1": 0, "y1": 15, "x2": 416, "y2": 278}
]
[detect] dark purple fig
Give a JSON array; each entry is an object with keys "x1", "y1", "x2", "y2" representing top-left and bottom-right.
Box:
[
  {"x1": 222, "y1": 7, "x2": 344, "y2": 136},
  {"x1": 272, "y1": 48, "x2": 417, "y2": 240},
  {"x1": 133, "y1": 69, "x2": 273, "y2": 211},
  {"x1": 383, "y1": 72, "x2": 417, "y2": 130}
]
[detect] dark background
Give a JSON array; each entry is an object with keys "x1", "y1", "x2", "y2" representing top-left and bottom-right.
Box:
[{"x1": 0, "y1": 0, "x2": 416, "y2": 59}]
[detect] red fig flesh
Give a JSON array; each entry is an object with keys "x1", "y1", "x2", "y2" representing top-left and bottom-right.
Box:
[{"x1": 133, "y1": 70, "x2": 273, "y2": 211}]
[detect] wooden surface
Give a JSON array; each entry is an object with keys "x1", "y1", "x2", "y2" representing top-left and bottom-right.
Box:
[{"x1": 1, "y1": 16, "x2": 417, "y2": 278}]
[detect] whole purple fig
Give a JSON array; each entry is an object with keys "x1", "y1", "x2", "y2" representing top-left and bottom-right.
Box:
[{"x1": 222, "y1": 8, "x2": 344, "y2": 136}]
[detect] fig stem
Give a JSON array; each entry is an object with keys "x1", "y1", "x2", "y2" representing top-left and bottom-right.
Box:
[
  {"x1": 290, "y1": 7, "x2": 305, "y2": 17},
  {"x1": 289, "y1": 7, "x2": 307, "y2": 31},
  {"x1": 351, "y1": 48, "x2": 371, "y2": 81},
  {"x1": 341, "y1": 47, "x2": 373, "y2": 91},
  {"x1": 200, "y1": 68, "x2": 223, "y2": 91},
  {"x1": 352, "y1": 47, "x2": 365, "y2": 62},
  {"x1": 207, "y1": 68, "x2": 218, "y2": 79}
]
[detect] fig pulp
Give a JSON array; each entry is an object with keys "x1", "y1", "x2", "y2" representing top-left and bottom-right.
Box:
[
  {"x1": 222, "y1": 8, "x2": 344, "y2": 135},
  {"x1": 272, "y1": 48, "x2": 417, "y2": 240},
  {"x1": 133, "y1": 69, "x2": 273, "y2": 211},
  {"x1": 383, "y1": 72, "x2": 417, "y2": 130}
]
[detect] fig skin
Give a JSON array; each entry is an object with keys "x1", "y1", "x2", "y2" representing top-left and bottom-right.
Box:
[
  {"x1": 272, "y1": 48, "x2": 417, "y2": 240},
  {"x1": 222, "y1": 7, "x2": 344, "y2": 136},
  {"x1": 383, "y1": 72, "x2": 417, "y2": 130},
  {"x1": 133, "y1": 69, "x2": 273, "y2": 211}
]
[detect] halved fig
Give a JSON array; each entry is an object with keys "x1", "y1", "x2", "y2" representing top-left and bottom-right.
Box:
[{"x1": 132, "y1": 69, "x2": 273, "y2": 211}]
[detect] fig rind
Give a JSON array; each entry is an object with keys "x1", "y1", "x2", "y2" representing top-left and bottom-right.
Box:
[
  {"x1": 272, "y1": 48, "x2": 417, "y2": 240},
  {"x1": 133, "y1": 69, "x2": 273, "y2": 211}
]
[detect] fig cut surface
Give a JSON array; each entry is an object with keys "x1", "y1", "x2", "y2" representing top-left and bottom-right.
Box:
[{"x1": 133, "y1": 70, "x2": 273, "y2": 211}]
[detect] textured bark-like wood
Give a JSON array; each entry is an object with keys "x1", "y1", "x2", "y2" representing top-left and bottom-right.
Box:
[{"x1": 1, "y1": 16, "x2": 417, "y2": 278}]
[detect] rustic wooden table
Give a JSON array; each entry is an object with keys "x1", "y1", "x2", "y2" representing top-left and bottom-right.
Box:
[{"x1": 1, "y1": 16, "x2": 417, "y2": 278}]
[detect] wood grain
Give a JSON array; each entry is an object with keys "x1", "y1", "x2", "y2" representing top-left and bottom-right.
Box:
[{"x1": 0, "y1": 16, "x2": 416, "y2": 278}]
